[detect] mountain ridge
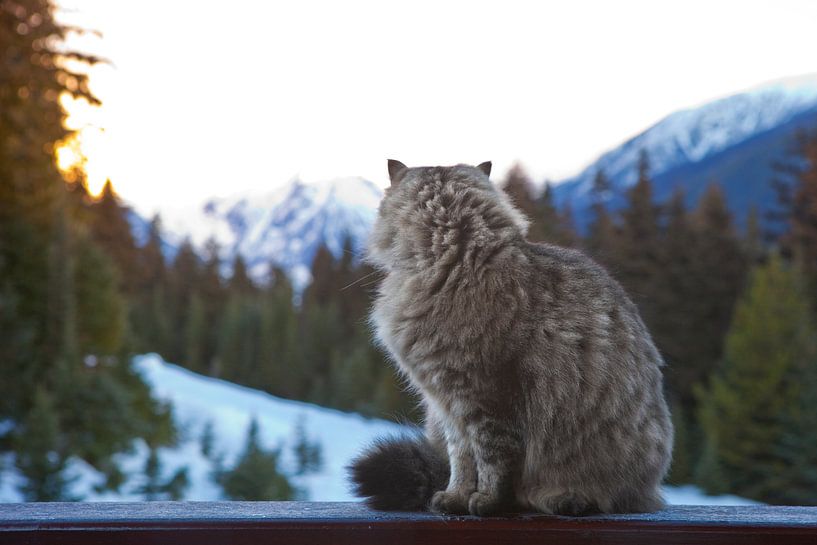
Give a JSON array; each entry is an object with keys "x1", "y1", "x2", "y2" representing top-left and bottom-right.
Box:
[{"x1": 552, "y1": 74, "x2": 817, "y2": 228}]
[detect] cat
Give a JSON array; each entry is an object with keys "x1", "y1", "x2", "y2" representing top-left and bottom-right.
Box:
[{"x1": 349, "y1": 160, "x2": 673, "y2": 516}]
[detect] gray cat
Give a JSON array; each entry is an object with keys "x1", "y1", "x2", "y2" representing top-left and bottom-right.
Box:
[{"x1": 349, "y1": 160, "x2": 672, "y2": 516}]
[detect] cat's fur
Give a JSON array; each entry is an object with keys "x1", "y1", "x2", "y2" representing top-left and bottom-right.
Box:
[{"x1": 349, "y1": 161, "x2": 673, "y2": 516}]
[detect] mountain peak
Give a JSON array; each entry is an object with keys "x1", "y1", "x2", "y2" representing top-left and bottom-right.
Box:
[{"x1": 162, "y1": 177, "x2": 383, "y2": 290}]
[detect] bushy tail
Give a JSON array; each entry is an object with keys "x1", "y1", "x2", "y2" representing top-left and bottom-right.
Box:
[{"x1": 348, "y1": 435, "x2": 449, "y2": 511}]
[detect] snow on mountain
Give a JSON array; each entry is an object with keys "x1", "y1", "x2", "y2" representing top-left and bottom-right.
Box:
[
  {"x1": 555, "y1": 73, "x2": 817, "y2": 207},
  {"x1": 0, "y1": 354, "x2": 759, "y2": 506},
  {"x1": 160, "y1": 177, "x2": 383, "y2": 289},
  {"x1": 153, "y1": 74, "x2": 817, "y2": 274}
]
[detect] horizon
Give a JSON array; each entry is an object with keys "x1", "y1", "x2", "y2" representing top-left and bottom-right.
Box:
[{"x1": 54, "y1": 0, "x2": 817, "y2": 218}]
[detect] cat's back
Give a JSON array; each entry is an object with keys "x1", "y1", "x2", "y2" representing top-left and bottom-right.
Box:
[
  {"x1": 520, "y1": 240, "x2": 662, "y2": 371},
  {"x1": 523, "y1": 241, "x2": 633, "y2": 311}
]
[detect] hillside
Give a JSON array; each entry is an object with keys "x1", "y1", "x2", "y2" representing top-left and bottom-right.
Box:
[{"x1": 0, "y1": 355, "x2": 758, "y2": 505}]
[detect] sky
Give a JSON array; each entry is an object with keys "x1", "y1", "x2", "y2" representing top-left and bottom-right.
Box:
[{"x1": 56, "y1": 0, "x2": 817, "y2": 217}]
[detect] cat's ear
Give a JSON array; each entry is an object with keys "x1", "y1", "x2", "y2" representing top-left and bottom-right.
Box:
[
  {"x1": 387, "y1": 159, "x2": 408, "y2": 186},
  {"x1": 477, "y1": 161, "x2": 492, "y2": 177}
]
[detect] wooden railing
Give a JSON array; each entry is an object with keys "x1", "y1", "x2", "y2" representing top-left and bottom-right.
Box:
[{"x1": 2, "y1": 501, "x2": 816, "y2": 544}]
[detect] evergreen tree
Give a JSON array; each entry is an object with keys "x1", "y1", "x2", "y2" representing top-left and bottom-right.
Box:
[
  {"x1": 291, "y1": 417, "x2": 323, "y2": 476},
  {"x1": 73, "y1": 232, "x2": 126, "y2": 356},
  {"x1": 199, "y1": 238, "x2": 226, "y2": 372},
  {"x1": 259, "y1": 269, "x2": 299, "y2": 397},
  {"x1": 229, "y1": 255, "x2": 255, "y2": 295},
  {"x1": 696, "y1": 256, "x2": 816, "y2": 502},
  {"x1": 744, "y1": 206, "x2": 764, "y2": 265},
  {"x1": 776, "y1": 130, "x2": 817, "y2": 300},
  {"x1": 200, "y1": 421, "x2": 216, "y2": 459},
  {"x1": 13, "y1": 388, "x2": 73, "y2": 501},
  {"x1": 167, "y1": 239, "x2": 200, "y2": 363},
  {"x1": 131, "y1": 215, "x2": 169, "y2": 352},
  {"x1": 532, "y1": 183, "x2": 577, "y2": 245},
  {"x1": 586, "y1": 169, "x2": 617, "y2": 259},
  {"x1": 88, "y1": 180, "x2": 139, "y2": 294},
  {"x1": 684, "y1": 184, "x2": 747, "y2": 398},
  {"x1": 609, "y1": 150, "x2": 662, "y2": 325},
  {"x1": 0, "y1": 0, "x2": 177, "y2": 495},
  {"x1": 219, "y1": 418, "x2": 296, "y2": 500},
  {"x1": 183, "y1": 293, "x2": 206, "y2": 372},
  {"x1": 135, "y1": 448, "x2": 189, "y2": 501},
  {"x1": 502, "y1": 164, "x2": 542, "y2": 240}
]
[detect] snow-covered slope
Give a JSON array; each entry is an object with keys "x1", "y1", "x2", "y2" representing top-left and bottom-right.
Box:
[
  {"x1": 161, "y1": 177, "x2": 383, "y2": 288},
  {"x1": 0, "y1": 354, "x2": 758, "y2": 505},
  {"x1": 559, "y1": 74, "x2": 817, "y2": 200},
  {"x1": 0, "y1": 354, "x2": 402, "y2": 502}
]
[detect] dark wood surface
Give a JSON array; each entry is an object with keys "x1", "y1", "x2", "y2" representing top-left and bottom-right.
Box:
[{"x1": 1, "y1": 501, "x2": 816, "y2": 544}]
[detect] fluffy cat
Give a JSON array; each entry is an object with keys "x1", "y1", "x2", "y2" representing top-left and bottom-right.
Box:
[{"x1": 349, "y1": 160, "x2": 672, "y2": 516}]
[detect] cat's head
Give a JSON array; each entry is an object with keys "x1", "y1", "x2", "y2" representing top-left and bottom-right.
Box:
[{"x1": 366, "y1": 160, "x2": 529, "y2": 271}]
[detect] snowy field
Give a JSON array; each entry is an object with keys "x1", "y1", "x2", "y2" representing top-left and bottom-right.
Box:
[{"x1": 0, "y1": 354, "x2": 758, "y2": 505}]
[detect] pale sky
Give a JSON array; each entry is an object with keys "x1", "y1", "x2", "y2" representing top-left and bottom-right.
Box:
[{"x1": 57, "y1": 0, "x2": 817, "y2": 217}]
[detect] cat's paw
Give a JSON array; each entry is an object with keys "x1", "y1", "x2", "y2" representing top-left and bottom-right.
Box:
[
  {"x1": 467, "y1": 491, "x2": 505, "y2": 516},
  {"x1": 430, "y1": 490, "x2": 469, "y2": 514}
]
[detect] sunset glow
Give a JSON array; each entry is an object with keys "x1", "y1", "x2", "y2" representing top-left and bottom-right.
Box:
[{"x1": 55, "y1": 0, "x2": 817, "y2": 217}]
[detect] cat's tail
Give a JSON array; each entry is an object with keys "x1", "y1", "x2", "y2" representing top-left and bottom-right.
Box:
[{"x1": 348, "y1": 435, "x2": 449, "y2": 511}]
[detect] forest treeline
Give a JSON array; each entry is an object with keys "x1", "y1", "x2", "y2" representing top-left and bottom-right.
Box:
[{"x1": 3, "y1": 0, "x2": 817, "y2": 506}]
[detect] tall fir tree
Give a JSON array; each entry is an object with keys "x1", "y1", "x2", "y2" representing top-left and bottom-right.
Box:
[
  {"x1": 1, "y1": 0, "x2": 176, "y2": 497},
  {"x1": 609, "y1": 150, "x2": 662, "y2": 327},
  {"x1": 696, "y1": 256, "x2": 816, "y2": 503},
  {"x1": 586, "y1": 169, "x2": 617, "y2": 259},
  {"x1": 776, "y1": 130, "x2": 817, "y2": 300},
  {"x1": 88, "y1": 180, "x2": 139, "y2": 294},
  {"x1": 13, "y1": 388, "x2": 73, "y2": 501}
]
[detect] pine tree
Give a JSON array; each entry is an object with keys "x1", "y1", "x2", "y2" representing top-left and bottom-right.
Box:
[
  {"x1": 135, "y1": 448, "x2": 189, "y2": 501},
  {"x1": 652, "y1": 190, "x2": 701, "y2": 408},
  {"x1": 777, "y1": 130, "x2": 817, "y2": 300},
  {"x1": 609, "y1": 150, "x2": 662, "y2": 325},
  {"x1": 685, "y1": 184, "x2": 747, "y2": 397},
  {"x1": 0, "y1": 0, "x2": 178, "y2": 495},
  {"x1": 259, "y1": 269, "x2": 299, "y2": 397},
  {"x1": 291, "y1": 417, "x2": 323, "y2": 476},
  {"x1": 13, "y1": 388, "x2": 74, "y2": 501},
  {"x1": 167, "y1": 239, "x2": 200, "y2": 363},
  {"x1": 219, "y1": 418, "x2": 296, "y2": 500},
  {"x1": 532, "y1": 183, "x2": 577, "y2": 245},
  {"x1": 183, "y1": 293, "x2": 206, "y2": 372},
  {"x1": 200, "y1": 420, "x2": 216, "y2": 459},
  {"x1": 73, "y1": 232, "x2": 126, "y2": 356},
  {"x1": 502, "y1": 164, "x2": 542, "y2": 240},
  {"x1": 696, "y1": 256, "x2": 816, "y2": 502},
  {"x1": 586, "y1": 169, "x2": 617, "y2": 259},
  {"x1": 229, "y1": 255, "x2": 255, "y2": 294},
  {"x1": 88, "y1": 180, "x2": 139, "y2": 294},
  {"x1": 744, "y1": 206, "x2": 764, "y2": 265}
]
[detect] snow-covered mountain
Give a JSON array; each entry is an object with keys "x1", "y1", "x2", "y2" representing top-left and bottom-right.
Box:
[
  {"x1": 161, "y1": 177, "x2": 383, "y2": 288},
  {"x1": 0, "y1": 354, "x2": 760, "y2": 505},
  {"x1": 152, "y1": 75, "x2": 817, "y2": 273},
  {"x1": 553, "y1": 74, "x2": 817, "y2": 229}
]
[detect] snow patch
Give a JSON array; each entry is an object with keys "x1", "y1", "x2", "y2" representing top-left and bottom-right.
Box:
[{"x1": 0, "y1": 354, "x2": 759, "y2": 506}]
